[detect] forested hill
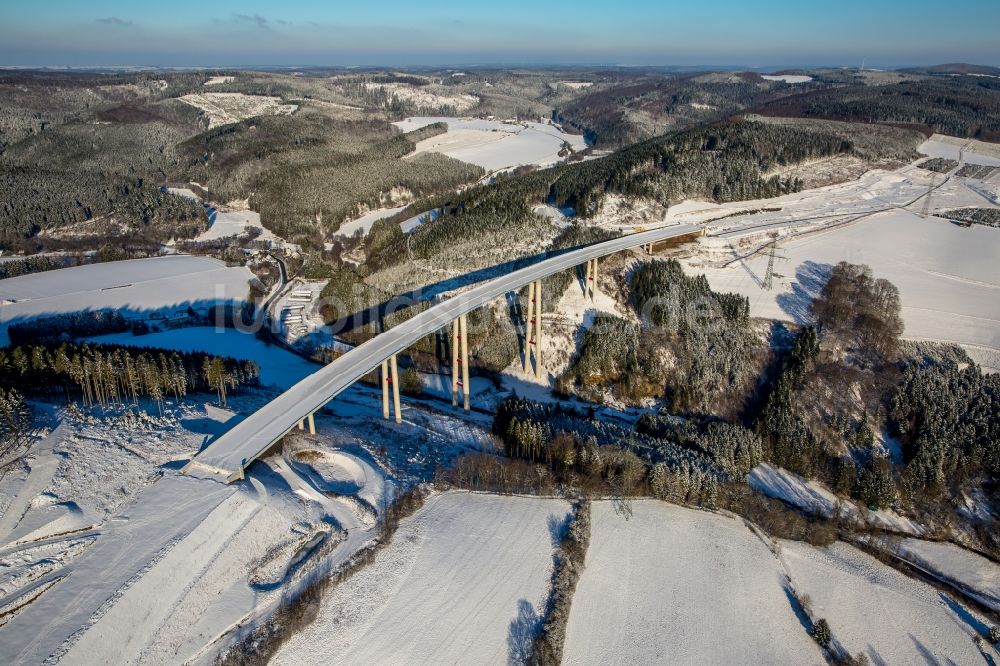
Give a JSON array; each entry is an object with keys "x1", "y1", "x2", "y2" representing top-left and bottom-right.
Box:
[
  {"x1": 367, "y1": 117, "x2": 922, "y2": 271},
  {"x1": 753, "y1": 76, "x2": 1000, "y2": 141}
]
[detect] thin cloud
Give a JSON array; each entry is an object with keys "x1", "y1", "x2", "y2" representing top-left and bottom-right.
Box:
[
  {"x1": 233, "y1": 13, "x2": 270, "y2": 30},
  {"x1": 96, "y1": 17, "x2": 134, "y2": 27}
]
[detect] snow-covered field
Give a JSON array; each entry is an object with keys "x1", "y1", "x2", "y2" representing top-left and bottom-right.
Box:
[
  {"x1": 762, "y1": 74, "x2": 813, "y2": 84},
  {"x1": 333, "y1": 205, "x2": 407, "y2": 238},
  {"x1": 694, "y1": 209, "x2": 1000, "y2": 369},
  {"x1": 274, "y1": 492, "x2": 570, "y2": 665},
  {"x1": 89, "y1": 327, "x2": 316, "y2": 389},
  {"x1": 177, "y1": 92, "x2": 298, "y2": 128},
  {"x1": 563, "y1": 500, "x2": 824, "y2": 665},
  {"x1": 779, "y1": 540, "x2": 993, "y2": 664},
  {"x1": 919, "y1": 134, "x2": 1000, "y2": 167},
  {"x1": 749, "y1": 463, "x2": 925, "y2": 535},
  {"x1": 395, "y1": 116, "x2": 588, "y2": 172},
  {"x1": 197, "y1": 206, "x2": 282, "y2": 244},
  {"x1": 883, "y1": 537, "x2": 1000, "y2": 611},
  {"x1": 0, "y1": 255, "x2": 253, "y2": 346},
  {"x1": 664, "y1": 160, "x2": 1000, "y2": 369}
]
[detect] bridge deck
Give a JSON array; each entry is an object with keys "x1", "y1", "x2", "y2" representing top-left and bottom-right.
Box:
[{"x1": 188, "y1": 224, "x2": 701, "y2": 480}]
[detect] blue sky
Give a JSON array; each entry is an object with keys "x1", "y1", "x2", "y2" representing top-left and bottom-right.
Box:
[{"x1": 1, "y1": 0, "x2": 998, "y2": 68}]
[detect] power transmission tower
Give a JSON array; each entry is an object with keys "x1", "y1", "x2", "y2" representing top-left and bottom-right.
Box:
[
  {"x1": 763, "y1": 236, "x2": 779, "y2": 290},
  {"x1": 921, "y1": 172, "x2": 937, "y2": 218}
]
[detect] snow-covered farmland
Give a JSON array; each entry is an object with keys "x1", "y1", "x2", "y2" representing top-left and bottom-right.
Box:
[
  {"x1": 779, "y1": 540, "x2": 991, "y2": 664},
  {"x1": 177, "y1": 92, "x2": 298, "y2": 128},
  {"x1": 563, "y1": 500, "x2": 824, "y2": 665},
  {"x1": 274, "y1": 492, "x2": 570, "y2": 665},
  {"x1": 0, "y1": 255, "x2": 253, "y2": 346},
  {"x1": 395, "y1": 116, "x2": 588, "y2": 172}
]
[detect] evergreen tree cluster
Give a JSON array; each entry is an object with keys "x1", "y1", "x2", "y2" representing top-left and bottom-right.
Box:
[
  {"x1": 636, "y1": 414, "x2": 764, "y2": 478},
  {"x1": 177, "y1": 110, "x2": 482, "y2": 248},
  {"x1": 920, "y1": 157, "x2": 959, "y2": 173},
  {"x1": 557, "y1": 314, "x2": 651, "y2": 402},
  {"x1": 756, "y1": 326, "x2": 822, "y2": 477},
  {"x1": 0, "y1": 254, "x2": 65, "y2": 280},
  {"x1": 493, "y1": 396, "x2": 729, "y2": 501},
  {"x1": 8, "y1": 311, "x2": 131, "y2": 346},
  {"x1": 890, "y1": 363, "x2": 1000, "y2": 500},
  {"x1": 630, "y1": 258, "x2": 755, "y2": 412},
  {"x1": 0, "y1": 341, "x2": 259, "y2": 409},
  {"x1": 0, "y1": 388, "x2": 32, "y2": 462},
  {"x1": 946, "y1": 208, "x2": 1000, "y2": 228}
]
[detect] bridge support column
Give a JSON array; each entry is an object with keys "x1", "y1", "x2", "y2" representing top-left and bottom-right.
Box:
[
  {"x1": 584, "y1": 257, "x2": 599, "y2": 301},
  {"x1": 297, "y1": 420, "x2": 304, "y2": 431},
  {"x1": 390, "y1": 354, "x2": 402, "y2": 424},
  {"x1": 460, "y1": 313, "x2": 470, "y2": 411},
  {"x1": 381, "y1": 359, "x2": 390, "y2": 420},
  {"x1": 534, "y1": 280, "x2": 543, "y2": 379},
  {"x1": 523, "y1": 281, "x2": 535, "y2": 373},
  {"x1": 523, "y1": 280, "x2": 544, "y2": 379},
  {"x1": 451, "y1": 319, "x2": 460, "y2": 406},
  {"x1": 307, "y1": 413, "x2": 316, "y2": 435}
]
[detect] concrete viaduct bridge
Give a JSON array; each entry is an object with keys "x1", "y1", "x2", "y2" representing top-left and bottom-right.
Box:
[{"x1": 185, "y1": 224, "x2": 701, "y2": 483}]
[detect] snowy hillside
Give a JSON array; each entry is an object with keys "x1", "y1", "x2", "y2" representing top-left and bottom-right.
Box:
[
  {"x1": 563, "y1": 501, "x2": 824, "y2": 665},
  {"x1": 274, "y1": 492, "x2": 571, "y2": 665}
]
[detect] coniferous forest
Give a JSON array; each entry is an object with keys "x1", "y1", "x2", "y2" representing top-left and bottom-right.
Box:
[{"x1": 0, "y1": 341, "x2": 260, "y2": 409}]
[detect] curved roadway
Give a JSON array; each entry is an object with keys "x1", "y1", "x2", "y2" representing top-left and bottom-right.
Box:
[{"x1": 190, "y1": 224, "x2": 700, "y2": 479}]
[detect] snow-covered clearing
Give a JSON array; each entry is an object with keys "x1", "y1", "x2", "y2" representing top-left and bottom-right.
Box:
[
  {"x1": 779, "y1": 540, "x2": 992, "y2": 664},
  {"x1": 177, "y1": 93, "x2": 298, "y2": 129},
  {"x1": 274, "y1": 491, "x2": 569, "y2": 665},
  {"x1": 762, "y1": 74, "x2": 814, "y2": 84},
  {"x1": 0, "y1": 255, "x2": 253, "y2": 346},
  {"x1": 877, "y1": 537, "x2": 1000, "y2": 611},
  {"x1": 333, "y1": 205, "x2": 407, "y2": 238},
  {"x1": 919, "y1": 134, "x2": 1000, "y2": 167},
  {"x1": 203, "y1": 76, "x2": 235, "y2": 86},
  {"x1": 563, "y1": 500, "x2": 824, "y2": 665},
  {"x1": 166, "y1": 186, "x2": 199, "y2": 200},
  {"x1": 89, "y1": 327, "x2": 316, "y2": 390},
  {"x1": 749, "y1": 463, "x2": 925, "y2": 535},
  {"x1": 395, "y1": 116, "x2": 588, "y2": 172},
  {"x1": 197, "y1": 206, "x2": 282, "y2": 244}
]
